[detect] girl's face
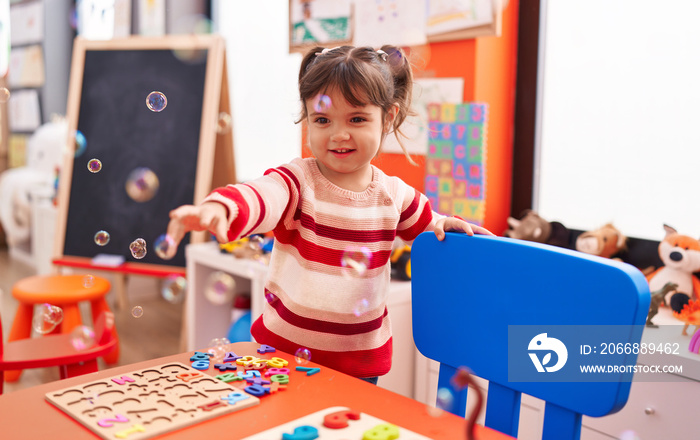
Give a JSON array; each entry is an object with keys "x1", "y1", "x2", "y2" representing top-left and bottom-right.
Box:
[{"x1": 306, "y1": 89, "x2": 394, "y2": 192}]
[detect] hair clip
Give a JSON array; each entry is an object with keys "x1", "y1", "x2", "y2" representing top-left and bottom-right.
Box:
[
  {"x1": 315, "y1": 46, "x2": 341, "y2": 57},
  {"x1": 376, "y1": 49, "x2": 388, "y2": 62}
]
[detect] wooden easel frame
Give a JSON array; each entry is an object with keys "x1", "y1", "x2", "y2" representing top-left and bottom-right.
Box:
[{"x1": 53, "y1": 35, "x2": 235, "y2": 306}]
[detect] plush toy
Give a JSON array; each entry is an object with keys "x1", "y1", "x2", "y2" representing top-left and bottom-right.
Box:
[
  {"x1": 504, "y1": 210, "x2": 570, "y2": 248},
  {"x1": 575, "y1": 223, "x2": 627, "y2": 259},
  {"x1": 646, "y1": 224, "x2": 700, "y2": 314}
]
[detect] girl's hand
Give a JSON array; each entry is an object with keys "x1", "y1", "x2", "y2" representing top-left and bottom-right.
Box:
[
  {"x1": 164, "y1": 202, "x2": 230, "y2": 258},
  {"x1": 434, "y1": 216, "x2": 495, "y2": 241}
]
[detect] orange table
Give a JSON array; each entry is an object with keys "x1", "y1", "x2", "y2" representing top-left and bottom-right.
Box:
[{"x1": 0, "y1": 342, "x2": 514, "y2": 440}]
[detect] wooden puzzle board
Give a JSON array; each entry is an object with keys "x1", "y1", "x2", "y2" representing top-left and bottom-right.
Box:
[
  {"x1": 45, "y1": 362, "x2": 259, "y2": 440},
  {"x1": 241, "y1": 406, "x2": 433, "y2": 440}
]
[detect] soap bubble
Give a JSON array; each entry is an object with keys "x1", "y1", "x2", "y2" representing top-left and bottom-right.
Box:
[
  {"x1": 125, "y1": 167, "x2": 160, "y2": 202},
  {"x1": 436, "y1": 387, "x2": 455, "y2": 412},
  {"x1": 131, "y1": 306, "x2": 144, "y2": 318},
  {"x1": 264, "y1": 291, "x2": 278, "y2": 305},
  {"x1": 294, "y1": 347, "x2": 312, "y2": 365},
  {"x1": 146, "y1": 91, "x2": 167, "y2": 112},
  {"x1": 216, "y1": 112, "x2": 232, "y2": 134},
  {"x1": 313, "y1": 94, "x2": 332, "y2": 113},
  {"x1": 32, "y1": 304, "x2": 64, "y2": 334},
  {"x1": 204, "y1": 271, "x2": 236, "y2": 305},
  {"x1": 44, "y1": 304, "x2": 64, "y2": 326},
  {"x1": 161, "y1": 275, "x2": 187, "y2": 304},
  {"x1": 129, "y1": 238, "x2": 147, "y2": 259},
  {"x1": 340, "y1": 246, "x2": 372, "y2": 278},
  {"x1": 87, "y1": 158, "x2": 102, "y2": 173},
  {"x1": 154, "y1": 234, "x2": 176, "y2": 260},
  {"x1": 32, "y1": 313, "x2": 57, "y2": 334},
  {"x1": 0, "y1": 87, "x2": 9, "y2": 102},
  {"x1": 83, "y1": 274, "x2": 95, "y2": 288},
  {"x1": 70, "y1": 325, "x2": 96, "y2": 350},
  {"x1": 94, "y1": 230, "x2": 110, "y2": 246},
  {"x1": 73, "y1": 130, "x2": 87, "y2": 157},
  {"x1": 207, "y1": 337, "x2": 230, "y2": 360},
  {"x1": 353, "y1": 298, "x2": 370, "y2": 317}
]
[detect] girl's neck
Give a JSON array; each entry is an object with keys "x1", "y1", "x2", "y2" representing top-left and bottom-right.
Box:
[{"x1": 315, "y1": 160, "x2": 373, "y2": 192}]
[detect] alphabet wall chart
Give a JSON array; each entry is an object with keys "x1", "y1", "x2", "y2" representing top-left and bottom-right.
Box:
[{"x1": 424, "y1": 102, "x2": 488, "y2": 225}]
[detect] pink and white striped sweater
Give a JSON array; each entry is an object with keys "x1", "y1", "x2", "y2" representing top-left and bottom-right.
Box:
[{"x1": 204, "y1": 157, "x2": 441, "y2": 378}]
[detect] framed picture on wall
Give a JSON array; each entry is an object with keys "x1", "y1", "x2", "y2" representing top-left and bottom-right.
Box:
[{"x1": 289, "y1": 0, "x2": 352, "y2": 53}]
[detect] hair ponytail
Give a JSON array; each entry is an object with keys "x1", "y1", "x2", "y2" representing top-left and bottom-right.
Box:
[{"x1": 380, "y1": 45, "x2": 417, "y2": 165}]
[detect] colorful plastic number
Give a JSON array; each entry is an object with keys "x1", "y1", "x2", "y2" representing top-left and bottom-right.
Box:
[
  {"x1": 244, "y1": 384, "x2": 267, "y2": 397},
  {"x1": 257, "y1": 344, "x2": 276, "y2": 354},
  {"x1": 190, "y1": 351, "x2": 212, "y2": 361},
  {"x1": 223, "y1": 351, "x2": 243, "y2": 362},
  {"x1": 221, "y1": 391, "x2": 250, "y2": 405},
  {"x1": 362, "y1": 423, "x2": 400, "y2": 440},
  {"x1": 281, "y1": 425, "x2": 319, "y2": 440},
  {"x1": 191, "y1": 360, "x2": 210, "y2": 370},
  {"x1": 176, "y1": 372, "x2": 203, "y2": 382},
  {"x1": 215, "y1": 372, "x2": 242, "y2": 383},
  {"x1": 267, "y1": 357, "x2": 289, "y2": 368},
  {"x1": 269, "y1": 374, "x2": 289, "y2": 384},
  {"x1": 295, "y1": 366, "x2": 320, "y2": 376},
  {"x1": 97, "y1": 414, "x2": 128, "y2": 428},
  {"x1": 115, "y1": 424, "x2": 146, "y2": 439},
  {"x1": 322, "y1": 409, "x2": 361, "y2": 429},
  {"x1": 265, "y1": 367, "x2": 290, "y2": 377}
]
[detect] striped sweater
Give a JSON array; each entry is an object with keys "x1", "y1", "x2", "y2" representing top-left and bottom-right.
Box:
[{"x1": 204, "y1": 157, "x2": 441, "y2": 378}]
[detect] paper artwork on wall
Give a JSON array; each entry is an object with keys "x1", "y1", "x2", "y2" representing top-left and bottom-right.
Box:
[
  {"x1": 9, "y1": 0, "x2": 43, "y2": 46},
  {"x1": 353, "y1": 0, "x2": 427, "y2": 47},
  {"x1": 7, "y1": 89, "x2": 41, "y2": 133},
  {"x1": 290, "y1": 0, "x2": 351, "y2": 45},
  {"x1": 8, "y1": 45, "x2": 45, "y2": 88},
  {"x1": 426, "y1": 0, "x2": 495, "y2": 36},
  {"x1": 424, "y1": 102, "x2": 488, "y2": 225},
  {"x1": 383, "y1": 77, "x2": 464, "y2": 155}
]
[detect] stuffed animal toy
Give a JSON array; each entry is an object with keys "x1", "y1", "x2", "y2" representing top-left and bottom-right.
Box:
[
  {"x1": 504, "y1": 210, "x2": 570, "y2": 248},
  {"x1": 505, "y1": 210, "x2": 550, "y2": 243},
  {"x1": 646, "y1": 224, "x2": 700, "y2": 314},
  {"x1": 575, "y1": 223, "x2": 627, "y2": 259}
]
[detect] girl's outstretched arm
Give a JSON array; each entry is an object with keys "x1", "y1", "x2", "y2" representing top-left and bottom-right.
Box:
[
  {"x1": 433, "y1": 216, "x2": 495, "y2": 241},
  {"x1": 164, "y1": 202, "x2": 230, "y2": 258}
]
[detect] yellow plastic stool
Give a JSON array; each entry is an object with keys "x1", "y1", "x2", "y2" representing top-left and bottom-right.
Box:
[{"x1": 6, "y1": 274, "x2": 120, "y2": 382}]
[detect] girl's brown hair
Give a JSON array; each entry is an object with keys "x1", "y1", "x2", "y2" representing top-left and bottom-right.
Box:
[{"x1": 297, "y1": 45, "x2": 416, "y2": 164}]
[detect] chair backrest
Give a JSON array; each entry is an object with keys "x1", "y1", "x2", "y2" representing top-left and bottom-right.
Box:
[{"x1": 411, "y1": 233, "x2": 650, "y2": 440}]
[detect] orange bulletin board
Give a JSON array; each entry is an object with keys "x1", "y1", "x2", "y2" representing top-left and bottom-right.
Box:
[{"x1": 302, "y1": 0, "x2": 518, "y2": 236}]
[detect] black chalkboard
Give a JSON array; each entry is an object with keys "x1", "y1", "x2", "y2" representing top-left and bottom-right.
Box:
[{"x1": 55, "y1": 36, "x2": 232, "y2": 271}]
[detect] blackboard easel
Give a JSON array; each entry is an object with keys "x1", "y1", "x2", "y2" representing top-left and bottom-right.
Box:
[{"x1": 53, "y1": 35, "x2": 235, "y2": 310}]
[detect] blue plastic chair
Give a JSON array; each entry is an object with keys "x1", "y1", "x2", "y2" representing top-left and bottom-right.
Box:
[{"x1": 411, "y1": 233, "x2": 650, "y2": 440}]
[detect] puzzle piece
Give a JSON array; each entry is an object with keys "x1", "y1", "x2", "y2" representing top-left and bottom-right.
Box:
[{"x1": 45, "y1": 362, "x2": 260, "y2": 440}]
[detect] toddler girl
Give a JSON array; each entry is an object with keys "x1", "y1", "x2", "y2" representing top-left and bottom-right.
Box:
[{"x1": 166, "y1": 45, "x2": 493, "y2": 383}]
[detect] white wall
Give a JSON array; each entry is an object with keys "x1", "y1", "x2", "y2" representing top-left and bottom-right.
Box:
[
  {"x1": 535, "y1": 0, "x2": 700, "y2": 241},
  {"x1": 212, "y1": 0, "x2": 302, "y2": 183}
]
